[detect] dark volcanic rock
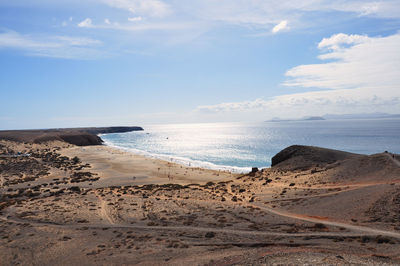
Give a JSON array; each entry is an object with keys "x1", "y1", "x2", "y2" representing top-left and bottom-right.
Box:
[
  {"x1": 32, "y1": 133, "x2": 104, "y2": 146},
  {"x1": 60, "y1": 133, "x2": 103, "y2": 146},
  {"x1": 249, "y1": 167, "x2": 259, "y2": 176},
  {"x1": 251, "y1": 167, "x2": 259, "y2": 173},
  {"x1": 271, "y1": 145, "x2": 360, "y2": 170},
  {"x1": 83, "y1": 126, "x2": 143, "y2": 134}
]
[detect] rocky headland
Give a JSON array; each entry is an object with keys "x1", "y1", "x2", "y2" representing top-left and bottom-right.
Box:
[{"x1": 0, "y1": 126, "x2": 143, "y2": 146}]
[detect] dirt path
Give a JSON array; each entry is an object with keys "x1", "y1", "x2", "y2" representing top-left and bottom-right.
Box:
[
  {"x1": 260, "y1": 180, "x2": 400, "y2": 204},
  {"x1": 387, "y1": 153, "x2": 400, "y2": 167},
  {"x1": 260, "y1": 186, "x2": 360, "y2": 204},
  {"x1": 99, "y1": 199, "x2": 114, "y2": 224},
  {"x1": 96, "y1": 193, "x2": 115, "y2": 224},
  {"x1": 146, "y1": 184, "x2": 400, "y2": 240},
  {"x1": 250, "y1": 203, "x2": 400, "y2": 239},
  {"x1": 0, "y1": 213, "x2": 394, "y2": 239}
]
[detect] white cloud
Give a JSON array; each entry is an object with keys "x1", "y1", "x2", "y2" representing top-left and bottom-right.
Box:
[
  {"x1": 285, "y1": 33, "x2": 400, "y2": 91},
  {"x1": 78, "y1": 18, "x2": 93, "y2": 28},
  {"x1": 196, "y1": 91, "x2": 400, "y2": 120},
  {"x1": 359, "y1": 2, "x2": 380, "y2": 16},
  {"x1": 272, "y1": 20, "x2": 289, "y2": 33},
  {"x1": 104, "y1": 18, "x2": 111, "y2": 24},
  {"x1": 318, "y1": 33, "x2": 370, "y2": 50},
  {"x1": 102, "y1": 0, "x2": 171, "y2": 18},
  {"x1": 196, "y1": 32, "x2": 400, "y2": 119},
  {"x1": 128, "y1": 16, "x2": 142, "y2": 22},
  {"x1": 197, "y1": 98, "x2": 268, "y2": 113},
  {"x1": 0, "y1": 30, "x2": 103, "y2": 59}
]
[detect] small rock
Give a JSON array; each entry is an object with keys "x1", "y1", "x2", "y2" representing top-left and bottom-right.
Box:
[{"x1": 205, "y1": 232, "x2": 215, "y2": 238}]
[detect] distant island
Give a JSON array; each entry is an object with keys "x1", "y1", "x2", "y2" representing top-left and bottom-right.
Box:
[
  {"x1": 266, "y1": 116, "x2": 325, "y2": 122},
  {"x1": 267, "y1": 113, "x2": 400, "y2": 122},
  {"x1": 323, "y1": 112, "x2": 400, "y2": 120}
]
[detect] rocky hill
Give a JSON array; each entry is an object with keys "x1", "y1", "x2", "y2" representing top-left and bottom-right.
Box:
[
  {"x1": 0, "y1": 126, "x2": 143, "y2": 146},
  {"x1": 271, "y1": 145, "x2": 361, "y2": 170}
]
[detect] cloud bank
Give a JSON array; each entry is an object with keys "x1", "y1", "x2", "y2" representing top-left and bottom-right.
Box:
[
  {"x1": 285, "y1": 33, "x2": 400, "y2": 91},
  {"x1": 197, "y1": 32, "x2": 400, "y2": 119}
]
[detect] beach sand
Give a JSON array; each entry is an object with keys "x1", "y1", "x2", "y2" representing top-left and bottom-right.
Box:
[
  {"x1": 59, "y1": 145, "x2": 237, "y2": 187},
  {"x1": 1, "y1": 140, "x2": 400, "y2": 265}
]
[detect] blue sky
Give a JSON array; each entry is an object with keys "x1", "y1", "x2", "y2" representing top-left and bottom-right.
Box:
[{"x1": 1, "y1": 0, "x2": 400, "y2": 129}]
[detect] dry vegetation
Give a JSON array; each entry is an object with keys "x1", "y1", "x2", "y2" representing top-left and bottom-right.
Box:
[{"x1": 1, "y1": 141, "x2": 400, "y2": 265}]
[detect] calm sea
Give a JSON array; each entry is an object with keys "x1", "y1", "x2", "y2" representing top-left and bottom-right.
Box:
[{"x1": 100, "y1": 119, "x2": 400, "y2": 173}]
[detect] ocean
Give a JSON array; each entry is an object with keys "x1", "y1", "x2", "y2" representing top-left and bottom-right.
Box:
[{"x1": 100, "y1": 118, "x2": 400, "y2": 173}]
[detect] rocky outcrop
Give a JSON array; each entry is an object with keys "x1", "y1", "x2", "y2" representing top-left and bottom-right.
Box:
[
  {"x1": 46, "y1": 133, "x2": 104, "y2": 146},
  {"x1": 271, "y1": 145, "x2": 361, "y2": 170},
  {"x1": 77, "y1": 126, "x2": 143, "y2": 135}
]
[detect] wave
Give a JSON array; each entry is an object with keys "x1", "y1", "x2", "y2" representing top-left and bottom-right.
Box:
[{"x1": 101, "y1": 137, "x2": 255, "y2": 173}]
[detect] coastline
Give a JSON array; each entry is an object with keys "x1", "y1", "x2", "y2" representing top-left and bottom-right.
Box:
[{"x1": 100, "y1": 136, "x2": 255, "y2": 174}]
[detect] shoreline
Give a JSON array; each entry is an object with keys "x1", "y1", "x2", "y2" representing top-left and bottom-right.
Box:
[{"x1": 100, "y1": 136, "x2": 258, "y2": 174}]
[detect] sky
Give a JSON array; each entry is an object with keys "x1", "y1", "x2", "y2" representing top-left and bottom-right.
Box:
[{"x1": 0, "y1": 0, "x2": 400, "y2": 129}]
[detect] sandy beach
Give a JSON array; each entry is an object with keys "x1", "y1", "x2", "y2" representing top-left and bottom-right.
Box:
[
  {"x1": 1, "y1": 139, "x2": 400, "y2": 265},
  {"x1": 60, "y1": 145, "x2": 237, "y2": 186}
]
